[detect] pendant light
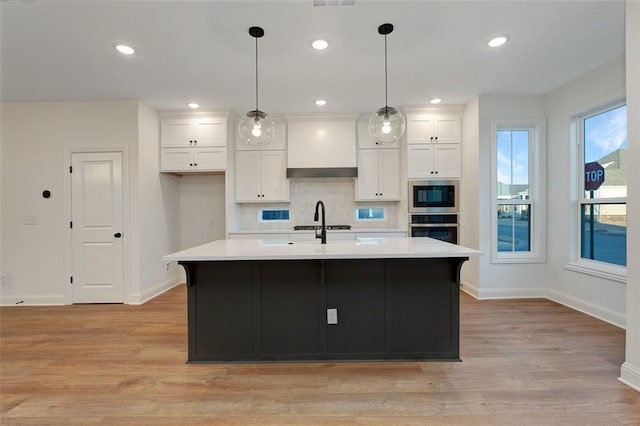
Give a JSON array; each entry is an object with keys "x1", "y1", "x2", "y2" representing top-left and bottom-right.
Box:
[
  {"x1": 368, "y1": 23, "x2": 406, "y2": 144},
  {"x1": 238, "y1": 26, "x2": 275, "y2": 146}
]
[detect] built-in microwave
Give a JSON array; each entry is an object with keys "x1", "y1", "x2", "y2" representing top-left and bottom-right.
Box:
[{"x1": 408, "y1": 180, "x2": 459, "y2": 213}]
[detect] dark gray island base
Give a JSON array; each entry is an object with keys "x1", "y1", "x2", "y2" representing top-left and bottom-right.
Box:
[{"x1": 180, "y1": 257, "x2": 468, "y2": 363}]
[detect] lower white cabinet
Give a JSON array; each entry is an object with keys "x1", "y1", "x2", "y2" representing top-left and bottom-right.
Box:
[
  {"x1": 356, "y1": 148, "x2": 400, "y2": 201},
  {"x1": 161, "y1": 147, "x2": 227, "y2": 172},
  {"x1": 407, "y1": 144, "x2": 460, "y2": 179},
  {"x1": 235, "y1": 150, "x2": 289, "y2": 202}
]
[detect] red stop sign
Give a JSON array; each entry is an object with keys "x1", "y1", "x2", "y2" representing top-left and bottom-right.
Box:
[{"x1": 585, "y1": 161, "x2": 605, "y2": 191}]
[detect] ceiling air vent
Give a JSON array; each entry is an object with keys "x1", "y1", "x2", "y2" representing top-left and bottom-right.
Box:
[{"x1": 313, "y1": 0, "x2": 355, "y2": 7}]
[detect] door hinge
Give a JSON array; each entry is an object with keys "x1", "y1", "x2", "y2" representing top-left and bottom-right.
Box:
[
  {"x1": 69, "y1": 166, "x2": 72, "y2": 173},
  {"x1": 70, "y1": 276, "x2": 73, "y2": 284}
]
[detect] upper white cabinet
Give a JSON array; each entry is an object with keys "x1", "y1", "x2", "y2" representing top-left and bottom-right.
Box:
[
  {"x1": 406, "y1": 113, "x2": 461, "y2": 178},
  {"x1": 357, "y1": 121, "x2": 400, "y2": 149},
  {"x1": 161, "y1": 117, "x2": 227, "y2": 147},
  {"x1": 356, "y1": 148, "x2": 401, "y2": 201},
  {"x1": 160, "y1": 114, "x2": 229, "y2": 173},
  {"x1": 407, "y1": 144, "x2": 461, "y2": 179},
  {"x1": 355, "y1": 121, "x2": 400, "y2": 201},
  {"x1": 406, "y1": 114, "x2": 461, "y2": 144},
  {"x1": 235, "y1": 119, "x2": 289, "y2": 203}
]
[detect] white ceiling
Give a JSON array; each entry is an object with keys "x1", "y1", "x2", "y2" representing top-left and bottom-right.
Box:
[{"x1": 0, "y1": 0, "x2": 625, "y2": 116}]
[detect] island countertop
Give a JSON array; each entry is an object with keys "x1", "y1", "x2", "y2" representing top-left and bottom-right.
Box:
[{"x1": 163, "y1": 237, "x2": 482, "y2": 262}]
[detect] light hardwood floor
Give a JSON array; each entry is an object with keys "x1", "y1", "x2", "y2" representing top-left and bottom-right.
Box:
[{"x1": 1, "y1": 285, "x2": 639, "y2": 425}]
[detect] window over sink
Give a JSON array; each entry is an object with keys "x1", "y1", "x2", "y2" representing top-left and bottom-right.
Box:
[{"x1": 260, "y1": 209, "x2": 290, "y2": 222}]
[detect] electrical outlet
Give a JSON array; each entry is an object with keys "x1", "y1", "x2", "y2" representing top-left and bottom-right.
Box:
[
  {"x1": 165, "y1": 263, "x2": 171, "y2": 272},
  {"x1": 0, "y1": 274, "x2": 7, "y2": 285},
  {"x1": 24, "y1": 215, "x2": 37, "y2": 225},
  {"x1": 327, "y1": 308, "x2": 338, "y2": 325}
]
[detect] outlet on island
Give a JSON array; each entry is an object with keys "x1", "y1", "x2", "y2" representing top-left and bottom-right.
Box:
[{"x1": 327, "y1": 308, "x2": 338, "y2": 325}]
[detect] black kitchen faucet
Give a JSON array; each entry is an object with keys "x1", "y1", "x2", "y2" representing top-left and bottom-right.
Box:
[{"x1": 313, "y1": 200, "x2": 327, "y2": 244}]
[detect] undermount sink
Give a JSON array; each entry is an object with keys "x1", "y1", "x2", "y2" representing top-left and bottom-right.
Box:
[
  {"x1": 260, "y1": 239, "x2": 294, "y2": 246},
  {"x1": 260, "y1": 239, "x2": 319, "y2": 247}
]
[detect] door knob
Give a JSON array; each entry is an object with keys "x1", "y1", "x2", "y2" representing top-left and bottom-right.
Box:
[{"x1": 114, "y1": 232, "x2": 122, "y2": 238}]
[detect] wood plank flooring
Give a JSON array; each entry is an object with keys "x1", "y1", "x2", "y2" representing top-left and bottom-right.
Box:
[{"x1": 1, "y1": 285, "x2": 639, "y2": 425}]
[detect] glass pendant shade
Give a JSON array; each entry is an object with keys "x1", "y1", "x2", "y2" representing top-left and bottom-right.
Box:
[
  {"x1": 368, "y1": 106, "x2": 406, "y2": 144},
  {"x1": 238, "y1": 26, "x2": 274, "y2": 146},
  {"x1": 368, "y1": 23, "x2": 405, "y2": 144},
  {"x1": 237, "y1": 110, "x2": 275, "y2": 146}
]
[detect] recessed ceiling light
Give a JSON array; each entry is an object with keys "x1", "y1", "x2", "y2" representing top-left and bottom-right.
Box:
[
  {"x1": 315, "y1": 99, "x2": 327, "y2": 106},
  {"x1": 114, "y1": 44, "x2": 136, "y2": 55},
  {"x1": 187, "y1": 102, "x2": 200, "y2": 109},
  {"x1": 488, "y1": 36, "x2": 508, "y2": 48},
  {"x1": 311, "y1": 39, "x2": 329, "y2": 50},
  {"x1": 430, "y1": 97, "x2": 443, "y2": 104}
]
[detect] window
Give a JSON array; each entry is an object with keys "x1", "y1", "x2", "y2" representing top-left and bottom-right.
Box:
[
  {"x1": 578, "y1": 103, "x2": 626, "y2": 267},
  {"x1": 355, "y1": 207, "x2": 385, "y2": 220},
  {"x1": 259, "y1": 209, "x2": 290, "y2": 222},
  {"x1": 492, "y1": 120, "x2": 545, "y2": 263}
]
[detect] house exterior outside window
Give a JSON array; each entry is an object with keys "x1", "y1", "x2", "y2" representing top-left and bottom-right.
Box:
[
  {"x1": 491, "y1": 119, "x2": 545, "y2": 263},
  {"x1": 578, "y1": 103, "x2": 627, "y2": 268}
]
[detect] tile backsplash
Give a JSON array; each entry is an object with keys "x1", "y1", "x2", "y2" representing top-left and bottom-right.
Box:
[{"x1": 235, "y1": 177, "x2": 402, "y2": 230}]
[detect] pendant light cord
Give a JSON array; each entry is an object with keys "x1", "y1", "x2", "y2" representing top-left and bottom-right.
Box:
[
  {"x1": 255, "y1": 36, "x2": 259, "y2": 112},
  {"x1": 384, "y1": 33, "x2": 388, "y2": 109}
]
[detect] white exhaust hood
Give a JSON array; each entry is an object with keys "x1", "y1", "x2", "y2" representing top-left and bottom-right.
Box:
[{"x1": 286, "y1": 115, "x2": 358, "y2": 178}]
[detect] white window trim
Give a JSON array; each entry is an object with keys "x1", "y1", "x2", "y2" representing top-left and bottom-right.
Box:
[
  {"x1": 571, "y1": 99, "x2": 627, "y2": 278},
  {"x1": 491, "y1": 118, "x2": 546, "y2": 264}
]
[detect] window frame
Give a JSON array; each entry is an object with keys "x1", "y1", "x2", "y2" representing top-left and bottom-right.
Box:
[
  {"x1": 568, "y1": 100, "x2": 627, "y2": 279},
  {"x1": 491, "y1": 119, "x2": 546, "y2": 263}
]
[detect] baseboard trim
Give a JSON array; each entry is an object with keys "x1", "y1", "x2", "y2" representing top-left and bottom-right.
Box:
[
  {"x1": 0, "y1": 294, "x2": 66, "y2": 306},
  {"x1": 619, "y1": 362, "x2": 640, "y2": 392},
  {"x1": 460, "y1": 282, "x2": 545, "y2": 300},
  {"x1": 129, "y1": 278, "x2": 182, "y2": 305},
  {"x1": 546, "y1": 288, "x2": 626, "y2": 329},
  {"x1": 460, "y1": 283, "x2": 626, "y2": 330}
]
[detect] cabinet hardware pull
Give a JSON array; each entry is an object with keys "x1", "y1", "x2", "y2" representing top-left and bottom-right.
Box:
[{"x1": 114, "y1": 232, "x2": 122, "y2": 238}]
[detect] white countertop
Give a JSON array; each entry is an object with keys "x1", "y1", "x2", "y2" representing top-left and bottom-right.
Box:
[
  {"x1": 164, "y1": 237, "x2": 482, "y2": 262},
  {"x1": 227, "y1": 228, "x2": 405, "y2": 234}
]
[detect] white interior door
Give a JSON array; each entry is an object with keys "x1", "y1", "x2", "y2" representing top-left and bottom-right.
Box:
[{"x1": 71, "y1": 152, "x2": 124, "y2": 303}]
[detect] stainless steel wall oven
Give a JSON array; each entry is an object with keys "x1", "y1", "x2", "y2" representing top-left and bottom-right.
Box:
[{"x1": 409, "y1": 214, "x2": 458, "y2": 244}]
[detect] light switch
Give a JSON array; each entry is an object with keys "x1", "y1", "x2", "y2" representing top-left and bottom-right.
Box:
[{"x1": 327, "y1": 308, "x2": 338, "y2": 325}]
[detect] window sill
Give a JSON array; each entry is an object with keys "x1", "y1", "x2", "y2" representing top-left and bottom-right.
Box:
[
  {"x1": 565, "y1": 260, "x2": 626, "y2": 283},
  {"x1": 491, "y1": 252, "x2": 545, "y2": 264}
]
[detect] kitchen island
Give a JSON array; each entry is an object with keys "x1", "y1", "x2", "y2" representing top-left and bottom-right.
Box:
[{"x1": 164, "y1": 237, "x2": 481, "y2": 363}]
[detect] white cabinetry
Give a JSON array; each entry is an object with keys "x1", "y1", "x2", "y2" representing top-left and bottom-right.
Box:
[
  {"x1": 355, "y1": 121, "x2": 400, "y2": 201},
  {"x1": 406, "y1": 113, "x2": 461, "y2": 179},
  {"x1": 160, "y1": 116, "x2": 228, "y2": 173},
  {"x1": 235, "y1": 120, "x2": 289, "y2": 203},
  {"x1": 406, "y1": 114, "x2": 460, "y2": 144}
]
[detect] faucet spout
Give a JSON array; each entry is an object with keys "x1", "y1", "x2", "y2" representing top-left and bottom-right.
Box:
[{"x1": 314, "y1": 200, "x2": 327, "y2": 244}]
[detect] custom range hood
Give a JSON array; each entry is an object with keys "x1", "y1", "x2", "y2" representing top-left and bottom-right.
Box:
[{"x1": 285, "y1": 115, "x2": 358, "y2": 178}]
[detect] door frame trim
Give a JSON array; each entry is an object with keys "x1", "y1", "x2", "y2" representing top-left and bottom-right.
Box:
[{"x1": 64, "y1": 147, "x2": 131, "y2": 304}]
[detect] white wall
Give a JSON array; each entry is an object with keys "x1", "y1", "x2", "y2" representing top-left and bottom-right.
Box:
[
  {"x1": 134, "y1": 102, "x2": 181, "y2": 304},
  {"x1": 466, "y1": 95, "x2": 548, "y2": 299},
  {"x1": 0, "y1": 101, "x2": 138, "y2": 304},
  {"x1": 545, "y1": 57, "x2": 627, "y2": 327},
  {"x1": 460, "y1": 97, "x2": 479, "y2": 291},
  {"x1": 179, "y1": 174, "x2": 226, "y2": 250},
  {"x1": 620, "y1": 0, "x2": 640, "y2": 392}
]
